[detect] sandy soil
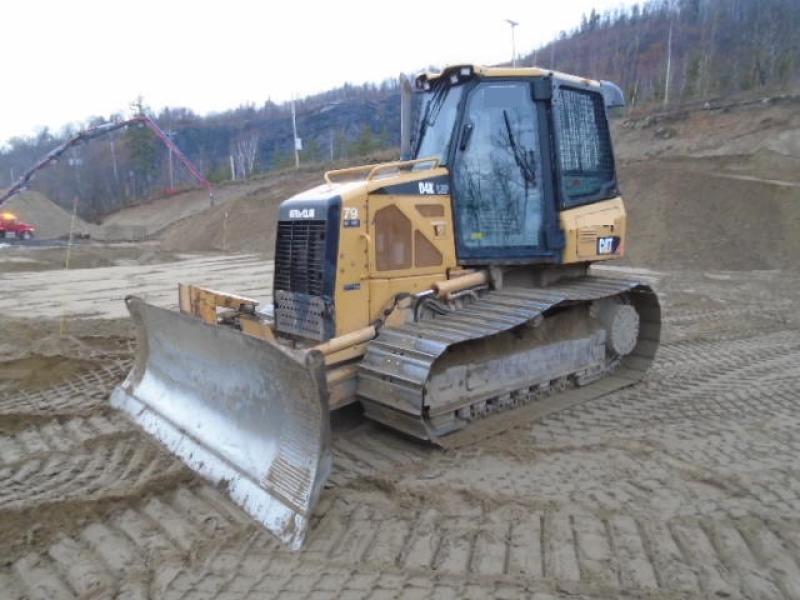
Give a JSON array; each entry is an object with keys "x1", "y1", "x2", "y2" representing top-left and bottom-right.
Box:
[
  {"x1": 0, "y1": 241, "x2": 188, "y2": 274},
  {"x1": 0, "y1": 254, "x2": 799, "y2": 599},
  {"x1": 97, "y1": 179, "x2": 271, "y2": 242},
  {"x1": 0, "y1": 251, "x2": 273, "y2": 319},
  {"x1": 619, "y1": 156, "x2": 800, "y2": 271},
  {"x1": 610, "y1": 94, "x2": 800, "y2": 272}
]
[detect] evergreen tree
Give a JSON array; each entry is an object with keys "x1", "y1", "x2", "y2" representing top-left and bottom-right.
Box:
[{"x1": 125, "y1": 97, "x2": 159, "y2": 196}]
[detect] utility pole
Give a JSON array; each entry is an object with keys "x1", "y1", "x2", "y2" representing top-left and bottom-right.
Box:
[
  {"x1": 505, "y1": 19, "x2": 519, "y2": 67},
  {"x1": 291, "y1": 96, "x2": 301, "y2": 169},
  {"x1": 69, "y1": 147, "x2": 83, "y2": 196},
  {"x1": 164, "y1": 129, "x2": 176, "y2": 188},
  {"x1": 168, "y1": 149, "x2": 175, "y2": 188},
  {"x1": 109, "y1": 136, "x2": 119, "y2": 183},
  {"x1": 664, "y1": 20, "x2": 673, "y2": 106}
]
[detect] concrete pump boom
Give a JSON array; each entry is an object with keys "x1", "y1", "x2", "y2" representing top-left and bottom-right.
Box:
[{"x1": 0, "y1": 115, "x2": 213, "y2": 208}]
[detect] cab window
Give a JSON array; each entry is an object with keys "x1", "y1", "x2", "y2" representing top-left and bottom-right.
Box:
[{"x1": 556, "y1": 87, "x2": 616, "y2": 206}]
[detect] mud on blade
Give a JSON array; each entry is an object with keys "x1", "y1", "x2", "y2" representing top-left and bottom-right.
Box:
[{"x1": 111, "y1": 296, "x2": 332, "y2": 550}]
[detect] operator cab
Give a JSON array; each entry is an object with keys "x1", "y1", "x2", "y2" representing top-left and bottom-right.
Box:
[{"x1": 403, "y1": 65, "x2": 624, "y2": 264}]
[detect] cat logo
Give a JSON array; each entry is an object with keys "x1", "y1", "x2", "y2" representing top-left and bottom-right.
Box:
[
  {"x1": 597, "y1": 236, "x2": 620, "y2": 254},
  {"x1": 418, "y1": 181, "x2": 435, "y2": 195},
  {"x1": 288, "y1": 208, "x2": 315, "y2": 219}
]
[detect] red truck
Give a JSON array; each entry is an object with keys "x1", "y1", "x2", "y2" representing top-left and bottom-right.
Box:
[{"x1": 0, "y1": 212, "x2": 35, "y2": 239}]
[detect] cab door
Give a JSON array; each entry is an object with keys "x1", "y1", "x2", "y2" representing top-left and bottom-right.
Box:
[{"x1": 451, "y1": 80, "x2": 555, "y2": 262}]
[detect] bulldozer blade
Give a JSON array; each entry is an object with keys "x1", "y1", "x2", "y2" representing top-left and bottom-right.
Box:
[{"x1": 110, "y1": 296, "x2": 331, "y2": 550}]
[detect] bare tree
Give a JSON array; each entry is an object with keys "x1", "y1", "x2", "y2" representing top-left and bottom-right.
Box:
[{"x1": 232, "y1": 130, "x2": 259, "y2": 179}]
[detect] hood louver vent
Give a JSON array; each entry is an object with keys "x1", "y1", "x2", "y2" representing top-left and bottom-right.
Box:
[{"x1": 274, "y1": 220, "x2": 326, "y2": 296}]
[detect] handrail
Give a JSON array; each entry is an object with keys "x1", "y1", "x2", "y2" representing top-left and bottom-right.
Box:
[
  {"x1": 324, "y1": 156, "x2": 440, "y2": 185},
  {"x1": 323, "y1": 164, "x2": 374, "y2": 185},
  {"x1": 366, "y1": 157, "x2": 439, "y2": 181}
]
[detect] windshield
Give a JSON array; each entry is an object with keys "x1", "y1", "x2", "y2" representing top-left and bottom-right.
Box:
[{"x1": 412, "y1": 83, "x2": 464, "y2": 165}]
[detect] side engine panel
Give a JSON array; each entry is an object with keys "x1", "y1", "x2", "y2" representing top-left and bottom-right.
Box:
[{"x1": 559, "y1": 196, "x2": 627, "y2": 263}]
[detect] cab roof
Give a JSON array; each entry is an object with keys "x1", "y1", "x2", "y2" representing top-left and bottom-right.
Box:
[{"x1": 415, "y1": 64, "x2": 601, "y2": 90}]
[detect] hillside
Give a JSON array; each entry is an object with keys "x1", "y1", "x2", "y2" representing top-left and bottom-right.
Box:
[
  {"x1": 157, "y1": 170, "x2": 324, "y2": 254},
  {"x1": 158, "y1": 150, "x2": 396, "y2": 254},
  {"x1": 146, "y1": 93, "x2": 800, "y2": 272},
  {"x1": 612, "y1": 92, "x2": 800, "y2": 161},
  {"x1": 97, "y1": 179, "x2": 271, "y2": 242},
  {"x1": 612, "y1": 92, "x2": 800, "y2": 270},
  {"x1": 6, "y1": 88, "x2": 793, "y2": 272},
  {"x1": 522, "y1": 0, "x2": 800, "y2": 108}
]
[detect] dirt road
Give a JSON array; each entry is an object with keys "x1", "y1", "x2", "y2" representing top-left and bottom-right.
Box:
[{"x1": 1, "y1": 255, "x2": 799, "y2": 599}]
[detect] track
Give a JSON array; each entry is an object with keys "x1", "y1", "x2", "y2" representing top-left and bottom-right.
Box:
[
  {"x1": 1, "y1": 269, "x2": 799, "y2": 599},
  {"x1": 359, "y1": 276, "x2": 659, "y2": 442}
]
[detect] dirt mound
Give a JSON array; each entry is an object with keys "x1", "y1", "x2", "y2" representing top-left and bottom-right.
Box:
[
  {"x1": 1, "y1": 191, "x2": 94, "y2": 239},
  {"x1": 98, "y1": 179, "x2": 274, "y2": 241},
  {"x1": 620, "y1": 156, "x2": 800, "y2": 271},
  {"x1": 610, "y1": 94, "x2": 800, "y2": 271},
  {"x1": 159, "y1": 167, "x2": 326, "y2": 255},
  {"x1": 102, "y1": 153, "x2": 397, "y2": 245},
  {"x1": 157, "y1": 151, "x2": 397, "y2": 255}
]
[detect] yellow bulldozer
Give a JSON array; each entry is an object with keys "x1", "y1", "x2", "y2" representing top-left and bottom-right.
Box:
[{"x1": 112, "y1": 65, "x2": 661, "y2": 549}]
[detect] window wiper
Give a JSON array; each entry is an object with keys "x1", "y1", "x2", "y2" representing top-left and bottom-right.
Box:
[
  {"x1": 503, "y1": 110, "x2": 537, "y2": 185},
  {"x1": 413, "y1": 82, "x2": 449, "y2": 156}
]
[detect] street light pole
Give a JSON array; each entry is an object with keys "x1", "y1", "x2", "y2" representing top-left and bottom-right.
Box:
[
  {"x1": 505, "y1": 19, "x2": 519, "y2": 67},
  {"x1": 291, "y1": 96, "x2": 300, "y2": 169}
]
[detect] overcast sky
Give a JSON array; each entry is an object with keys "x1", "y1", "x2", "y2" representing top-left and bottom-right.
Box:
[{"x1": 0, "y1": 0, "x2": 631, "y2": 146}]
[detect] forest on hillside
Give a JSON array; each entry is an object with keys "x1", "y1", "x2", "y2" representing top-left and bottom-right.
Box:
[
  {"x1": 1, "y1": 0, "x2": 797, "y2": 220},
  {"x1": 521, "y1": 0, "x2": 799, "y2": 108}
]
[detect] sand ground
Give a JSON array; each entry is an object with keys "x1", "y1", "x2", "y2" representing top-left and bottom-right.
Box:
[{"x1": 1, "y1": 248, "x2": 799, "y2": 599}]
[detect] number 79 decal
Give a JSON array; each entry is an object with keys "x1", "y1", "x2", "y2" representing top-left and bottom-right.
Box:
[{"x1": 343, "y1": 207, "x2": 360, "y2": 228}]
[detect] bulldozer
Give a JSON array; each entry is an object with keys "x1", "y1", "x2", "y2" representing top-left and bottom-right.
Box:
[{"x1": 111, "y1": 65, "x2": 661, "y2": 549}]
